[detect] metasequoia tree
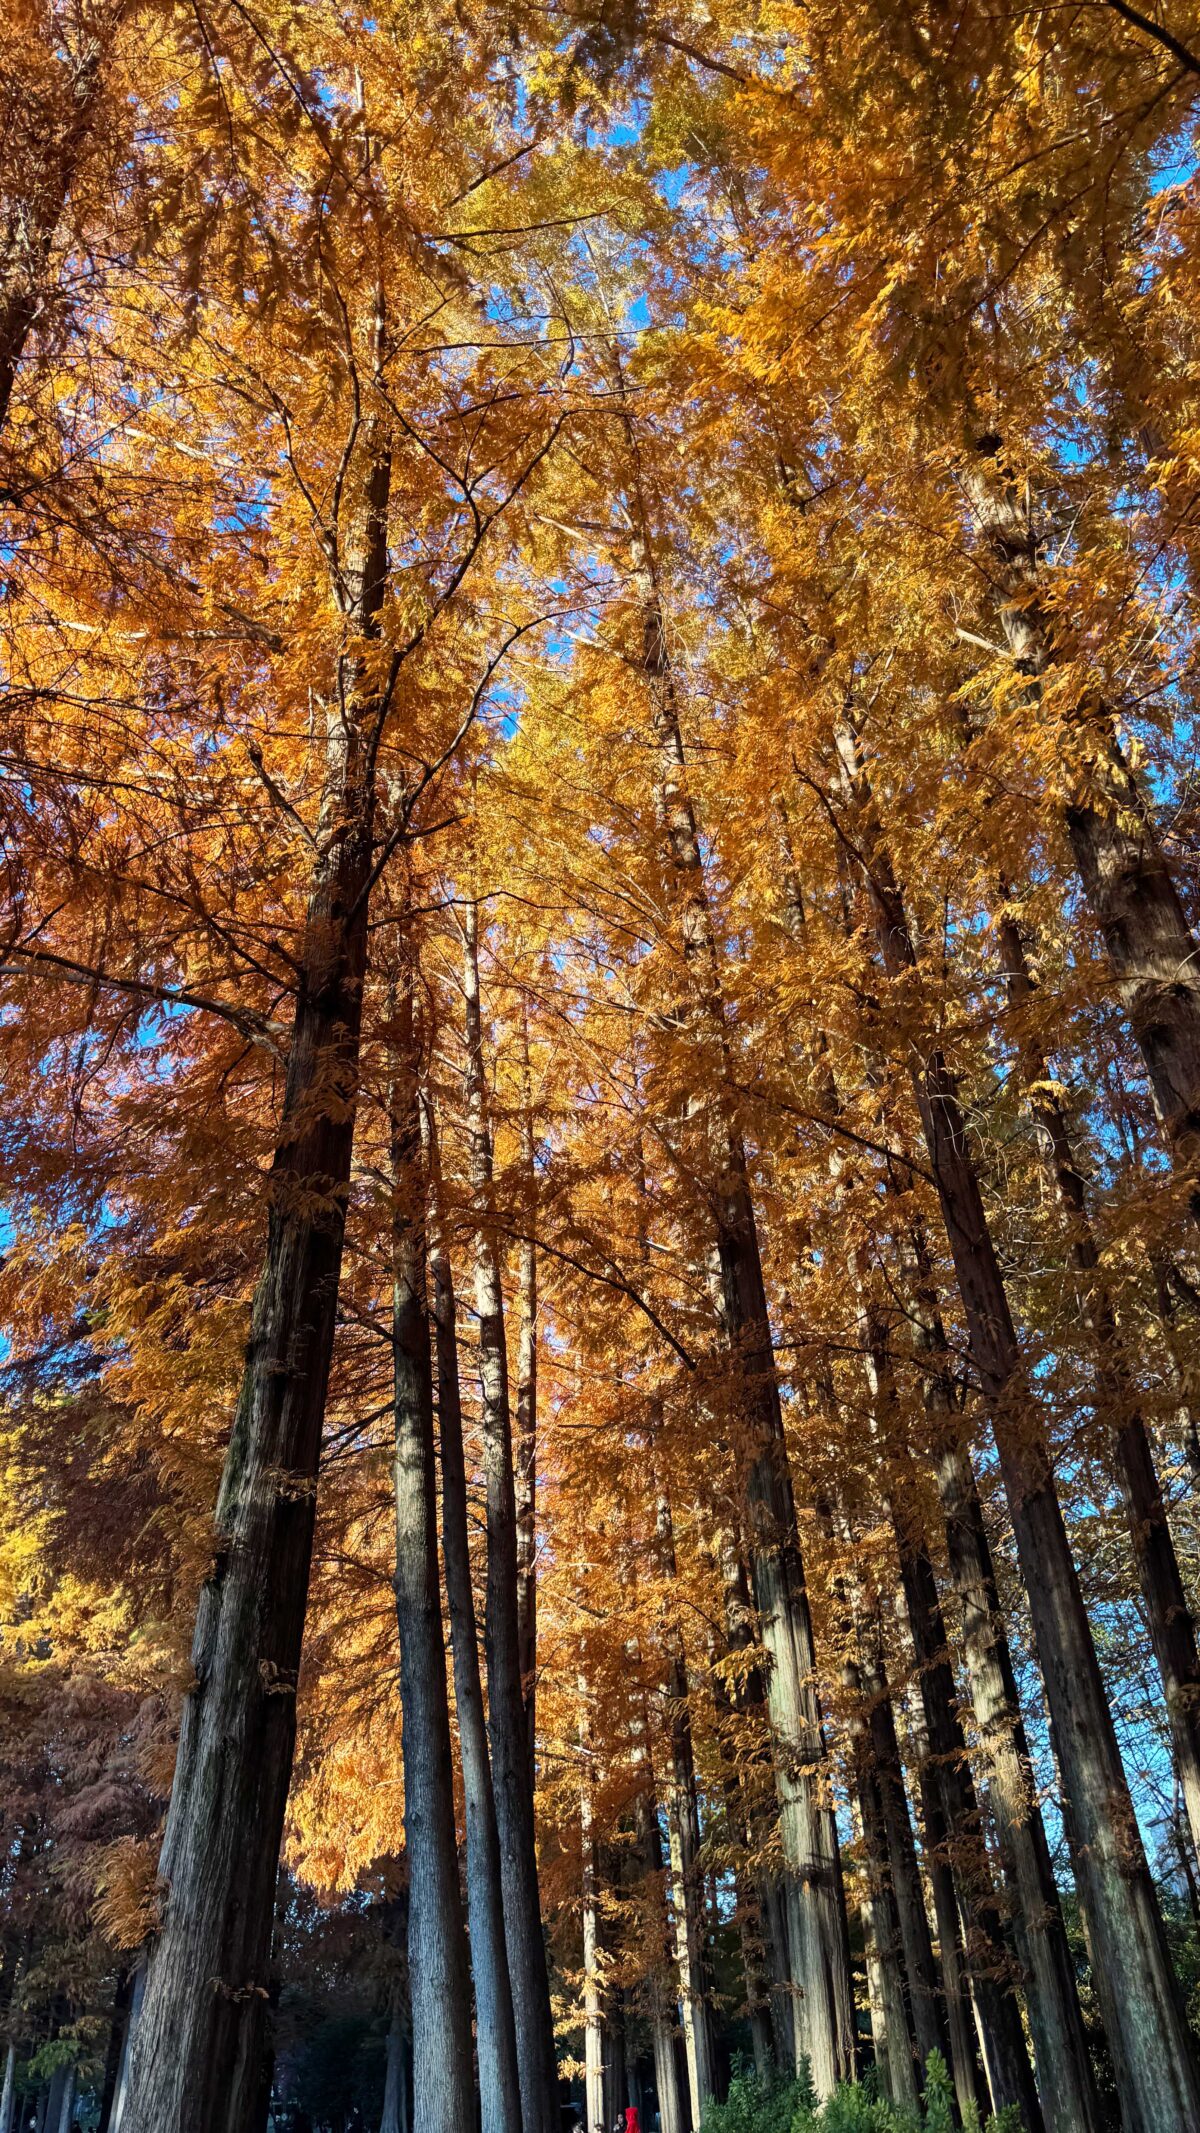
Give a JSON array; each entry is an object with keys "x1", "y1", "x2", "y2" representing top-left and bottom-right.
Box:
[{"x1": 8, "y1": 0, "x2": 1200, "y2": 2126}]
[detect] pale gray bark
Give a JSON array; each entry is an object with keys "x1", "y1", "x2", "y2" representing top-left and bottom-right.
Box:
[
  {"x1": 0, "y1": 2044, "x2": 13, "y2": 2133},
  {"x1": 389, "y1": 984, "x2": 475, "y2": 2133},
  {"x1": 838, "y1": 725, "x2": 1200, "y2": 2128},
  {"x1": 516, "y1": 1016, "x2": 539, "y2": 1783},
  {"x1": 424, "y1": 1095, "x2": 523, "y2": 2133},
  {"x1": 634, "y1": 535, "x2": 852, "y2": 2095},
  {"x1": 996, "y1": 902, "x2": 1200, "y2": 1866},
  {"x1": 462, "y1": 905, "x2": 560, "y2": 2133}
]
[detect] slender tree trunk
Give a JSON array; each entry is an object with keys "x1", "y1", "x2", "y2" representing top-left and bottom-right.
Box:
[
  {"x1": 582, "y1": 1710, "x2": 606, "y2": 2133},
  {"x1": 423, "y1": 1093, "x2": 523, "y2": 2133},
  {"x1": 123, "y1": 423, "x2": 391, "y2": 2133},
  {"x1": 634, "y1": 1756, "x2": 687, "y2": 2133},
  {"x1": 379, "y1": 2005, "x2": 410, "y2": 2133},
  {"x1": 463, "y1": 903, "x2": 559, "y2": 2133},
  {"x1": 996, "y1": 902, "x2": 1200, "y2": 1864},
  {"x1": 892, "y1": 1504, "x2": 1039, "y2": 2126},
  {"x1": 95, "y1": 1965, "x2": 131, "y2": 2133},
  {"x1": 516, "y1": 1014, "x2": 539, "y2": 1784},
  {"x1": 108, "y1": 1958, "x2": 145, "y2": 2133},
  {"x1": 0, "y1": 2044, "x2": 14, "y2": 2133},
  {"x1": 838, "y1": 725, "x2": 1200, "y2": 2127},
  {"x1": 652, "y1": 1492, "x2": 715, "y2": 2121},
  {"x1": 841, "y1": 1649, "x2": 922, "y2": 2111},
  {"x1": 966, "y1": 436, "x2": 1200, "y2": 1191},
  {"x1": 634, "y1": 539, "x2": 853, "y2": 2095},
  {"x1": 897, "y1": 1219, "x2": 1103, "y2": 2133},
  {"x1": 389, "y1": 980, "x2": 475, "y2": 2132}
]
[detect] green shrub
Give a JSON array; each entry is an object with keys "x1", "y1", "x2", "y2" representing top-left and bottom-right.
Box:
[{"x1": 699, "y1": 2051, "x2": 1028, "y2": 2133}]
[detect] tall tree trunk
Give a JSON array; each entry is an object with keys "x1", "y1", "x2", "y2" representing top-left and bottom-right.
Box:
[
  {"x1": 462, "y1": 903, "x2": 559, "y2": 2133},
  {"x1": 582, "y1": 1709, "x2": 606, "y2": 2133},
  {"x1": 634, "y1": 1750, "x2": 688, "y2": 2133},
  {"x1": 653, "y1": 1492, "x2": 715, "y2": 2121},
  {"x1": 389, "y1": 980, "x2": 475, "y2": 2133},
  {"x1": 890, "y1": 1496, "x2": 1039, "y2": 2126},
  {"x1": 0, "y1": 2044, "x2": 14, "y2": 2133},
  {"x1": 900, "y1": 1222, "x2": 1103, "y2": 2133},
  {"x1": 996, "y1": 901, "x2": 1200, "y2": 1864},
  {"x1": 515, "y1": 1016, "x2": 539, "y2": 1784},
  {"x1": 841, "y1": 1643, "x2": 923, "y2": 2111},
  {"x1": 95, "y1": 1965, "x2": 131, "y2": 2133},
  {"x1": 837, "y1": 725, "x2": 1200, "y2": 2128},
  {"x1": 966, "y1": 436, "x2": 1200, "y2": 1192},
  {"x1": 123, "y1": 420, "x2": 391, "y2": 2133},
  {"x1": 379, "y1": 2004, "x2": 411, "y2": 2133},
  {"x1": 634, "y1": 535, "x2": 853, "y2": 2095},
  {"x1": 423, "y1": 1093, "x2": 523, "y2": 2133}
]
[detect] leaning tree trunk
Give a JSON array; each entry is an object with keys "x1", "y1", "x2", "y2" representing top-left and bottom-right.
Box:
[
  {"x1": 388, "y1": 984, "x2": 475, "y2": 2132},
  {"x1": 462, "y1": 904, "x2": 560, "y2": 2133},
  {"x1": 965, "y1": 436, "x2": 1200, "y2": 1193},
  {"x1": 635, "y1": 536, "x2": 853, "y2": 2095},
  {"x1": 423, "y1": 1094, "x2": 523, "y2": 2133},
  {"x1": 122, "y1": 425, "x2": 392, "y2": 2133},
  {"x1": 838, "y1": 724, "x2": 1200, "y2": 2128},
  {"x1": 995, "y1": 899, "x2": 1200, "y2": 1864}
]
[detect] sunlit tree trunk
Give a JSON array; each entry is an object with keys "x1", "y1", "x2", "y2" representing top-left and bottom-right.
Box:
[
  {"x1": 837, "y1": 724, "x2": 1200, "y2": 2127},
  {"x1": 463, "y1": 903, "x2": 560, "y2": 2133},
  {"x1": 515, "y1": 1026, "x2": 539, "y2": 1783},
  {"x1": 995, "y1": 900, "x2": 1200, "y2": 1864},
  {"x1": 635, "y1": 538, "x2": 853, "y2": 2095},
  {"x1": 423, "y1": 1094, "x2": 523, "y2": 2133},
  {"x1": 388, "y1": 977, "x2": 476, "y2": 2131},
  {"x1": 123, "y1": 412, "x2": 392, "y2": 2133},
  {"x1": 582, "y1": 1704, "x2": 606, "y2": 2133},
  {"x1": 652, "y1": 1490, "x2": 715, "y2": 2120}
]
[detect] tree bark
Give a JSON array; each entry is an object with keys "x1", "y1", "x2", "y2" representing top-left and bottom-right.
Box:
[
  {"x1": 996, "y1": 901, "x2": 1200, "y2": 1865},
  {"x1": 840, "y1": 1642, "x2": 923, "y2": 2111},
  {"x1": 389, "y1": 980, "x2": 476, "y2": 2133},
  {"x1": 379, "y1": 2004, "x2": 411, "y2": 2133},
  {"x1": 652, "y1": 1493, "x2": 715, "y2": 2122},
  {"x1": 966, "y1": 436, "x2": 1200, "y2": 1193},
  {"x1": 424, "y1": 1094, "x2": 523, "y2": 2133},
  {"x1": 838, "y1": 724, "x2": 1200, "y2": 2128},
  {"x1": 582, "y1": 1713, "x2": 606, "y2": 2133},
  {"x1": 636, "y1": 543, "x2": 853, "y2": 2096},
  {"x1": 122, "y1": 423, "x2": 391, "y2": 2133},
  {"x1": 463, "y1": 903, "x2": 559, "y2": 2133},
  {"x1": 515, "y1": 1020, "x2": 539, "y2": 1785},
  {"x1": 95, "y1": 1965, "x2": 131, "y2": 2133}
]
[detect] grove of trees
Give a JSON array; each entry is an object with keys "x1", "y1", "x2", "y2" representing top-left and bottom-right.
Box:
[{"x1": 5, "y1": 0, "x2": 1200, "y2": 2128}]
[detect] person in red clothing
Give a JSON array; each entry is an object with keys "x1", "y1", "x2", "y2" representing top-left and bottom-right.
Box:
[{"x1": 624, "y1": 2110, "x2": 641, "y2": 2133}]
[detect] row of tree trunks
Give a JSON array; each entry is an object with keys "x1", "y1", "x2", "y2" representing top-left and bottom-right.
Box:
[
  {"x1": 422, "y1": 1089, "x2": 523, "y2": 2133},
  {"x1": 388, "y1": 980, "x2": 476, "y2": 2131},
  {"x1": 121, "y1": 413, "x2": 392, "y2": 2133},
  {"x1": 993, "y1": 898, "x2": 1200, "y2": 1863},
  {"x1": 835, "y1": 721, "x2": 1200, "y2": 2129},
  {"x1": 633, "y1": 528, "x2": 854, "y2": 2096},
  {"x1": 462, "y1": 904, "x2": 561, "y2": 2133}
]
